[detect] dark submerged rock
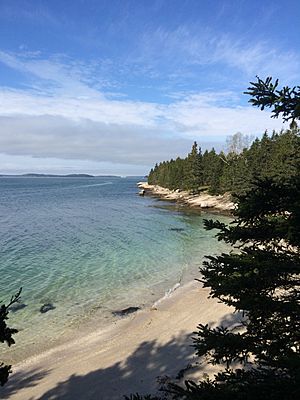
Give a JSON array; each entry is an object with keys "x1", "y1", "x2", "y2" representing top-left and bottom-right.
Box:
[
  {"x1": 40, "y1": 303, "x2": 56, "y2": 313},
  {"x1": 10, "y1": 303, "x2": 27, "y2": 313},
  {"x1": 112, "y1": 306, "x2": 140, "y2": 317}
]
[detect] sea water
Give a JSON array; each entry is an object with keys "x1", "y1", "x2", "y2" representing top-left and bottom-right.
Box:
[{"x1": 0, "y1": 176, "x2": 230, "y2": 362}]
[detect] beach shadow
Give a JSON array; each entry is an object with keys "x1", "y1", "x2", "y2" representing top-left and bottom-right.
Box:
[
  {"x1": 10, "y1": 332, "x2": 201, "y2": 400},
  {"x1": 217, "y1": 311, "x2": 246, "y2": 331},
  {"x1": 0, "y1": 367, "x2": 50, "y2": 399},
  {"x1": 0, "y1": 314, "x2": 242, "y2": 399},
  {"x1": 208, "y1": 310, "x2": 245, "y2": 330}
]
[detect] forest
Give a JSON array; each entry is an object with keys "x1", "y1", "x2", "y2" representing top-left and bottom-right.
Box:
[{"x1": 147, "y1": 129, "x2": 300, "y2": 195}]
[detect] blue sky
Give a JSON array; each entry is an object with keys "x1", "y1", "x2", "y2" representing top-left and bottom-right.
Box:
[{"x1": 0, "y1": 0, "x2": 299, "y2": 175}]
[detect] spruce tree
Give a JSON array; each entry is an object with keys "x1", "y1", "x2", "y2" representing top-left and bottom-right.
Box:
[
  {"x1": 0, "y1": 289, "x2": 21, "y2": 386},
  {"x1": 167, "y1": 77, "x2": 300, "y2": 399},
  {"x1": 136, "y1": 78, "x2": 300, "y2": 399},
  {"x1": 185, "y1": 142, "x2": 202, "y2": 193},
  {"x1": 197, "y1": 147, "x2": 204, "y2": 188},
  {"x1": 168, "y1": 173, "x2": 300, "y2": 399},
  {"x1": 245, "y1": 76, "x2": 300, "y2": 125}
]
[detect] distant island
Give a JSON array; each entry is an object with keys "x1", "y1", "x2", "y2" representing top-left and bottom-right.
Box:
[
  {"x1": 0, "y1": 174, "x2": 124, "y2": 178},
  {"x1": 22, "y1": 173, "x2": 95, "y2": 178}
]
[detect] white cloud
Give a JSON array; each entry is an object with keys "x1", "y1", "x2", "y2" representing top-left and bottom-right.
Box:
[
  {"x1": 0, "y1": 51, "x2": 106, "y2": 96},
  {"x1": 211, "y1": 37, "x2": 300, "y2": 82},
  {"x1": 0, "y1": 153, "x2": 149, "y2": 176},
  {"x1": 164, "y1": 93, "x2": 285, "y2": 138},
  {"x1": 0, "y1": 88, "x2": 161, "y2": 126},
  {"x1": 0, "y1": 114, "x2": 192, "y2": 165},
  {"x1": 0, "y1": 90, "x2": 286, "y2": 167},
  {"x1": 0, "y1": 50, "x2": 288, "y2": 170},
  {"x1": 138, "y1": 27, "x2": 300, "y2": 84}
]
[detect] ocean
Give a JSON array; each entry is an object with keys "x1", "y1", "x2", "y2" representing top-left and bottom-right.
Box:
[{"x1": 0, "y1": 176, "x2": 230, "y2": 362}]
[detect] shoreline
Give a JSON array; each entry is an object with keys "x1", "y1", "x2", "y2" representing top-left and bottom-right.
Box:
[
  {"x1": 0, "y1": 182, "x2": 235, "y2": 399},
  {"x1": 2, "y1": 279, "x2": 234, "y2": 400},
  {"x1": 2, "y1": 278, "x2": 184, "y2": 366},
  {"x1": 3, "y1": 272, "x2": 203, "y2": 366},
  {"x1": 2, "y1": 180, "x2": 232, "y2": 369},
  {"x1": 137, "y1": 182, "x2": 235, "y2": 214}
]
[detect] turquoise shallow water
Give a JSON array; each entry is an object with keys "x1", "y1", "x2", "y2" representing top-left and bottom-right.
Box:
[{"x1": 0, "y1": 176, "x2": 230, "y2": 362}]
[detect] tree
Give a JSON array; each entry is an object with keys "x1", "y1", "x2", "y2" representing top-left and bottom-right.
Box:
[
  {"x1": 226, "y1": 132, "x2": 254, "y2": 154},
  {"x1": 184, "y1": 142, "x2": 203, "y2": 193},
  {"x1": 167, "y1": 78, "x2": 300, "y2": 399},
  {"x1": 133, "y1": 78, "x2": 300, "y2": 399},
  {"x1": 168, "y1": 174, "x2": 300, "y2": 399},
  {"x1": 202, "y1": 148, "x2": 221, "y2": 193},
  {"x1": 245, "y1": 76, "x2": 300, "y2": 126},
  {"x1": 0, "y1": 289, "x2": 21, "y2": 386},
  {"x1": 146, "y1": 127, "x2": 299, "y2": 196}
]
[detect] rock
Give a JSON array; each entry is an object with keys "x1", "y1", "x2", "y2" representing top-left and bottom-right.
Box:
[
  {"x1": 112, "y1": 306, "x2": 140, "y2": 317},
  {"x1": 10, "y1": 303, "x2": 27, "y2": 313},
  {"x1": 40, "y1": 303, "x2": 56, "y2": 314},
  {"x1": 139, "y1": 189, "x2": 145, "y2": 196}
]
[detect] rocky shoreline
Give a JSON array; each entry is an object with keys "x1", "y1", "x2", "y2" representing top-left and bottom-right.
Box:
[{"x1": 137, "y1": 182, "x2": 235, "y2": 214}]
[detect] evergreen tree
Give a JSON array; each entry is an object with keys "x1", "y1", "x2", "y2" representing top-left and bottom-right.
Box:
[
  {"x1": 202, "y1": 149, "x2": 223, "y2": 194},
  {"x1": 197, "y1": 147, "x2": 204, "y2": 188},
  {"x1": 167, "y1": 78, "x2": 300, "y2": 399},
  {"x1": 245, "y1": 76, "x2": 300, "y2": 126},
  {"x1": 0, "y1": 289, "x2": 21, "y2": 386},
  {"x1": 146, "y1": 129, "x2": 299, "y2": 196},
  {"x1": 168, "y1": 173, "x2": 300, "y2": 399},
  {"x1": 133, "y1": 78, "x2": 300, "y2": 399},
  {"x1": 184, "y1": 142, "x2": 202, "y2": 193}
]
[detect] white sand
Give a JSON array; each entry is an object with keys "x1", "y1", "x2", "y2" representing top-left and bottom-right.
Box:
[{"x1": 1, "y1": 281, "x2": 234, "y2": 400}]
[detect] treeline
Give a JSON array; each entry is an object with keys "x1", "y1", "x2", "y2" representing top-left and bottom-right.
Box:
[{"x1": 148, "y1": 129, "x2": 300, "y2": 194}]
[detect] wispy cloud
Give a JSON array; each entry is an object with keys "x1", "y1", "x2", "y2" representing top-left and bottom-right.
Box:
[
  {"x1": 0, "y1": 50, "x2": 107, "y2": 96},
  {"x1": 0, "y1": 1, "x2": 58, "y2": 27},
  {"x1": 136, "y1": 26, "x2": 300, "y2": 85},
  {"x1": 211, "y1": 36, "x2": 300, "y2": 82},
  {"x1": 0, "y1": 49, "x2": 287, "y2": 168}
]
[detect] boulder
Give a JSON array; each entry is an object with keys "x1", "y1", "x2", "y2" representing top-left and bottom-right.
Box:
[
  {"x1": 10, "y1": 303, "x2": 27, "y2": 313},
  {"x1": 40, "y1": 303, "x2": 56, "y2": 314},
  {"x1": 112, "y1": 306, "x2": 140, "y2": 317}
]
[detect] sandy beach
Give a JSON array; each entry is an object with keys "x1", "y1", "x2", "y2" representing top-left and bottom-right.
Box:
[{"x1": 1, "y1": 281, "x2": 235, "y2": 399}]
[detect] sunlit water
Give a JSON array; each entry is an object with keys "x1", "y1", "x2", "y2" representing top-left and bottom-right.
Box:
[{"x1": 0, "y1": 176, "x2": 230, "y2": 362}]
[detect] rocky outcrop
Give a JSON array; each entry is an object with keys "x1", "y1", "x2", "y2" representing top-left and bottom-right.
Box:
[{"x1": 137, "y1": 182, "x2": 235, "y2": 213}]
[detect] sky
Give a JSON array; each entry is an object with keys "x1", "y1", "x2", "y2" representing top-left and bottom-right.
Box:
[{"x1": 0, "y1": 0, "x2": 299, "y2": 175}]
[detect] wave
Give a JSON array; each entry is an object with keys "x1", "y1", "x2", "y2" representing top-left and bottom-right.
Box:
[
  {"x1": 151, "y1": 282, "x2": 181, "y2": 309},
  {"x1": 74, "y1": 182, "x2": 113, "y2": 188}
]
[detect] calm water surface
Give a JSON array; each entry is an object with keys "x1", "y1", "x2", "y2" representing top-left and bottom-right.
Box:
[{"x1": 0, "y1": 176, "x2": 230, "y2": 362}]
